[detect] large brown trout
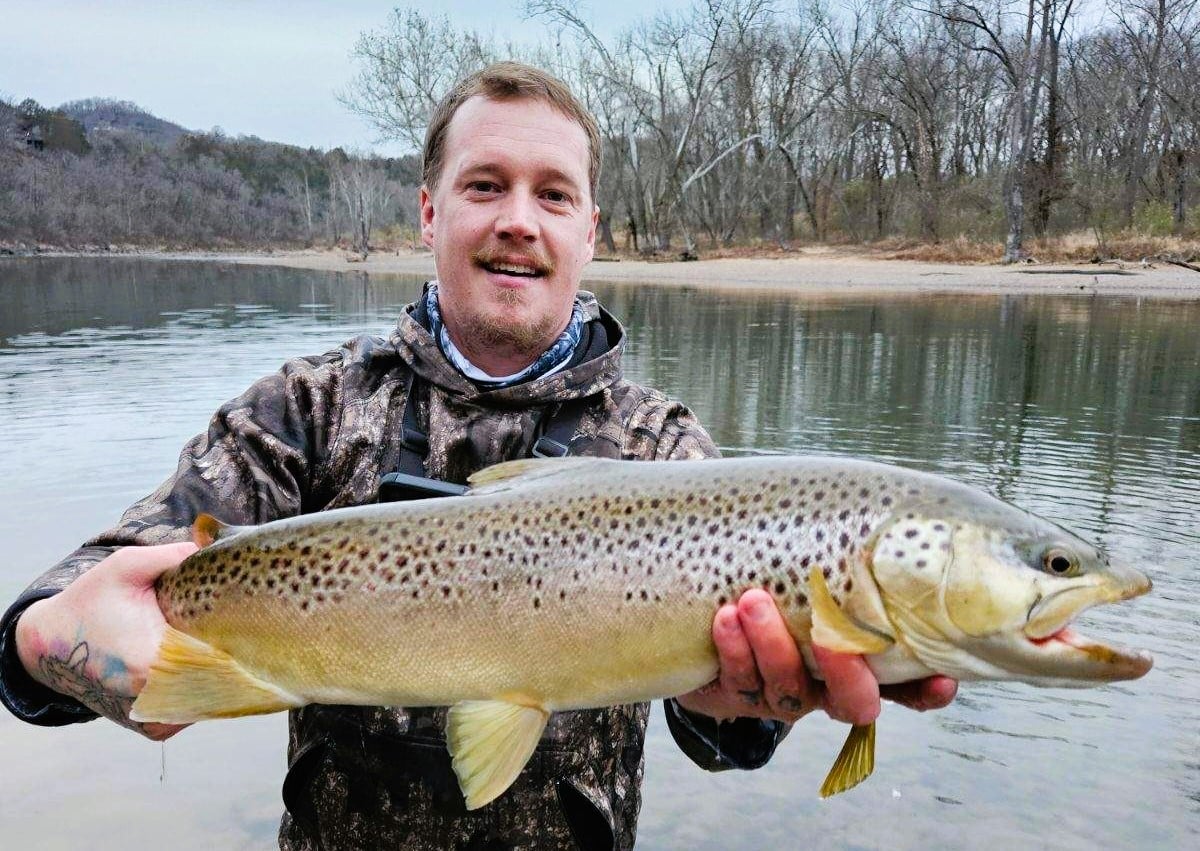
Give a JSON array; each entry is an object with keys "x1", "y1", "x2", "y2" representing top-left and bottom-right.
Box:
[{"x1": 130, "y1": 456, "x2": 1152, "y2": 807}]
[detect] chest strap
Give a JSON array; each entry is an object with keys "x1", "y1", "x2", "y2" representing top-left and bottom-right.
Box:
[{"x1": 378, "y1": 372, "x2": 591, "y2": 502}]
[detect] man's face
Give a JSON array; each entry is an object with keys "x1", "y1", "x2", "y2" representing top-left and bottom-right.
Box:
[{"x1": 420, "y1": 95, "x2": 598, "y2": 370}]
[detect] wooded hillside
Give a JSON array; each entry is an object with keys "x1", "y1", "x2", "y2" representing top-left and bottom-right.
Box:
[{"x1": 0, "y1": 98, "x2": 419, "y2": 252}]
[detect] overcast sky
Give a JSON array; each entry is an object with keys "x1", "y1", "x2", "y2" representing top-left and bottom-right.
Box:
[{"x1": 2, "y1": 0, "x2": 689, "y2": 156}]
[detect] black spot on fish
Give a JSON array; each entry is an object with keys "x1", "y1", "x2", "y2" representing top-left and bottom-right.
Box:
[{"x1": 905, "y1": 528, "x2": 918, "y2": 539}]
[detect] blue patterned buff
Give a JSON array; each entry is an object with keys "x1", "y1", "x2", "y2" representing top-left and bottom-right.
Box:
[{"x1": 425, "y1": 283, "x2": 586, "y2": 387}]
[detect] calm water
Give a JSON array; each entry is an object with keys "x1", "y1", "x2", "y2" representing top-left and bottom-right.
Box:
[{"x1": 0, "y1": 257, "x2": 1196, "y2": 849}]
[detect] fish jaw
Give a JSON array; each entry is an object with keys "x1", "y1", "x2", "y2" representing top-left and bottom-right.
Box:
[{"x1": 1009, "y1": 560, "x2": 1154, "y2": 685}]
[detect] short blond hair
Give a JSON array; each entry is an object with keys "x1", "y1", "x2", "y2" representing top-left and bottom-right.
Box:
[{"x1": 422, "y1": 61, "x2": 601, "y2": 201}]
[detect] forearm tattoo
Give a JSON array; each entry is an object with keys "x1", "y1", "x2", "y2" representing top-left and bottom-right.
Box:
[{"x1": 36, "y1": 639, "x2": 147, "y2": 734}]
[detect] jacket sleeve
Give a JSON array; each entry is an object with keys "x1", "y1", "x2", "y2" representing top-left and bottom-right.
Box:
[
  {"x1": 630, "y1": 394, "x2": 790, "y2": 771},
  {"x1": 0, "y1": 352, "x2": 344, "y2": 726}
]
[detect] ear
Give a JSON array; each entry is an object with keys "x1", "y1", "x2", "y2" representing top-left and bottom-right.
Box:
[
  {"x1": 420, "y1": 185, "x2": 435, "y2": 248},
  {"x1": 584, "y1": 204, "x2": 598, "y2": 263}
]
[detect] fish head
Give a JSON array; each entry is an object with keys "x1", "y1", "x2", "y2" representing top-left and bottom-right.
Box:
[{"x1": 867, "y1": 497, "x2": 1153, "y2": 687}]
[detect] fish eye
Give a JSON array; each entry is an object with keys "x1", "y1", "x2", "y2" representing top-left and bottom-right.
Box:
[{"x1": 1042, "y1": 548, "x2": 1078, "y2": 576}]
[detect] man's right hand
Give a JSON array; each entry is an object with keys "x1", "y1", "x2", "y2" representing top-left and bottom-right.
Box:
[{"x1": 14, "y1": 542, "x2": 197, "y2": 740}]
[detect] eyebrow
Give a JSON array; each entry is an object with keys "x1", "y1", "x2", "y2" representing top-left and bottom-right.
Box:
[{"x1": 458, "y1": 162, "x2": 583, "y2": 191}]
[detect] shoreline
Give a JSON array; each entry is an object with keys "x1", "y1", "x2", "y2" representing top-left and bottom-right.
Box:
[{"x1": 14, "y1": 246, "x2": 1200, "y2": 298}]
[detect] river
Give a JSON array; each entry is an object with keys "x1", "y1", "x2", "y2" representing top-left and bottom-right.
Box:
[{"x1": 0, "y1": 257, "x2": 1195, "y2": 849}]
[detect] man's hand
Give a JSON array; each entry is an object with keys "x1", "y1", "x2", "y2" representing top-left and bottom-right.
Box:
[
  {"x1": 675, "y1": 589, "x2": 957, "y2": 724},
  {"x1": 14, "y1": 542, "x2": 197, "y2": 741}
]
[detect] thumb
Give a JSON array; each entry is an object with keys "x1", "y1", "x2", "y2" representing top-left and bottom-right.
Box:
[{"x1": 113, "y1": 541, "x2": 199, "y2": 585}]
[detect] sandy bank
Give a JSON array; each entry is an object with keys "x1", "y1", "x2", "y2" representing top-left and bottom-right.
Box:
[{"x1": 113, "y1": 247, "x2": 1200, "y2": 298}]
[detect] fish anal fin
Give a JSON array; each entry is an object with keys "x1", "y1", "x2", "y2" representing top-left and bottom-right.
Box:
[
  {"x1": 447, "y1": 699, "x2": 550, "y2": 810},
  {"x1": 130, "y1": 626, "x2": 302, "y2": 724},
  {"x1": 808, "y1": 566, "x2": 894, "y2": 655},
  {"x1": 819, "y1": 722, "x2": 877, "y2": 798}
]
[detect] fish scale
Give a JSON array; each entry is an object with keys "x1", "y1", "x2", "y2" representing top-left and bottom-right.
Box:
[{"x1": 134, "y1": 454, "x2": 1152, "y2": 808}]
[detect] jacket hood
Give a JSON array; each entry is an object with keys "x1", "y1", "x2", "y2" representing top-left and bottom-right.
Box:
[{"x1": 388, "y1": 289, "x2": 626, "y2": 408}]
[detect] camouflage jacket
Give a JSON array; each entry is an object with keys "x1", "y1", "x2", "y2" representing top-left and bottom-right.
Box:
[{"x1": 0, "y1": 291, "x2": 784, "y2": 851}]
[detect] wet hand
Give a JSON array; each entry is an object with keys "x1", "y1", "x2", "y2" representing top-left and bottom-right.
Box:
[
  {"x1": 15, "y1": 542, "x2": 198, "y2": 740},
  {"x1": 675, "y1": 589, "x2": 957, "y2": 724}
]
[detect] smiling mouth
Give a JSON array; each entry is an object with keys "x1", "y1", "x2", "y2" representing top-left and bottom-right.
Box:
[
  {"x1": 473, "y1": 252, "x2": 551, "y2": 279},
  {"x1": 483, "y1": 262, "x2": 543, "y2": 277}
]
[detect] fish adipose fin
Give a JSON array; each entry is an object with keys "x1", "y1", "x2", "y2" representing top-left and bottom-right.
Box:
[
  {"x1": 192, "y1": 513, "x2": 251, "y2": 548},
  {"x1": 130, "y1": 626, "x2": 303, "y2": 723},
  {"x1": 447, "y1": 698, "x2": 551, "y2": 809},
  {"x1": 820, "y1": 722, "x2": 876, "y2": 798},
  {"x1": 808, "y1": 566, "x2": 894, "y2": 655}
]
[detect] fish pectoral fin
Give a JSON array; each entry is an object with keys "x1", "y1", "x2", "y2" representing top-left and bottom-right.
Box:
[
  {"x1": 129, "y1": 626, "x2": 303, "y2": 724},
  {"x1": 808, "y1": 566, "x2": 895, "y2": 655},
  {"x1": 819, "y1": 722, "x2": 877, "y2": 798},
  {"x1": 447, "y1": 699, "x2": 550, "y2": 810},
  {"x1": 192, "y1": 513, "x2": 250, "y2": 548},
  {"x1": 466, "y1": 457, "x2": 604, "y2": 492}
]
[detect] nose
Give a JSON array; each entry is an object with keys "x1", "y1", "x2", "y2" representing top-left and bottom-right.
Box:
[{"x1": 494, "y1": 190, "x2": 539, "y2": 243}]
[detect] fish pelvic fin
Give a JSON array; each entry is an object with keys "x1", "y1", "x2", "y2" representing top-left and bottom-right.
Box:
[
  {"x1": 447, "y1": 698, "x2": 550, "y2": 810},
  {"x1": 129, "y1": 626, "x2": 303, "y2": 724},
  {"x1": 191, "y1": 513, "x2": 250, "y2": 548},
  {"x1": 819, "y1": 722, "x2": 877, "y2": 798},
  {"x1": 808, "y1": 565, "x2": 895, "y2": 655}
]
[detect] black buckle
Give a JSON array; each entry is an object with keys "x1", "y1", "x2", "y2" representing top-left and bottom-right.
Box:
[
  {"x1": 399, "y1": 424, "x2": 429, "y2": 455},
  {"x1": 531, "y1": 436, "x2": 569, "y2": 458},
  {"x1": 378, "y1": 473, "x2": 468, "y2": 502}
]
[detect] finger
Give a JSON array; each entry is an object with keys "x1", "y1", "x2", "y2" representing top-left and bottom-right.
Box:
[
  {"x1": 114, "y1": 542, "x2": 199, "y2": 584},
  {"x1": 811, "y1": 644, "x2": 880, "y2": 726},
  {"x1": 881, "y1": 676, "x2": 958, "y2": 711},
  {"x1": 737, "y1": 590, "x2": 809, "y2": 720},
  {"x1": 140, "y1": 721, "x2": 190, "y2": 742},
  {"x1": 712, "y1": 604, "x2": 763, "y2": 709}
]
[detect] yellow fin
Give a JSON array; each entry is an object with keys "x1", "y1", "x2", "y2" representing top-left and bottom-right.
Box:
[
  {"x1": 808, "y1": 566, "x2": 894, "y2": 654},
  {"x1": 446, "y1": 699, "x2": 550, "y2": 810},
  {"x1": 129, "y1": 626, "x2": 303, "y2": 724},
  {"x1": 466, "y1": 457, "x2": 601, "y2": 490},
  {"x1": 819, "y1": 722, "x2": 876, "y2": 798}
]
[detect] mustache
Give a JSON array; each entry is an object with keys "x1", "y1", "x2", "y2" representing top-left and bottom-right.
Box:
[{"x1": 471, "y1": 247, "x2": 554, "y2": 277}]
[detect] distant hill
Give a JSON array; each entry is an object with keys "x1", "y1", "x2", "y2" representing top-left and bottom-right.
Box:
[{"x1": 58, "y1": 98, "x2": 189, "y2": 146}]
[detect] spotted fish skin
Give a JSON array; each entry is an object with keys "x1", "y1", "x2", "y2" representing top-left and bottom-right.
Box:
[{"x1": 150, "y1": 454, "x2": 1148, "y2": 716}]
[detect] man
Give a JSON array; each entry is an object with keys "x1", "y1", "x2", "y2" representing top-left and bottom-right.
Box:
[{"x1": 0, "y1": 63, "x2": 955, "y2": 849}]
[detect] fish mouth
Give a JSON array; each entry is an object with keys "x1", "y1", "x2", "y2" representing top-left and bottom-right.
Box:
[{"x1": 1020, "y1": 565, "x2": 1153, "y2": 682}]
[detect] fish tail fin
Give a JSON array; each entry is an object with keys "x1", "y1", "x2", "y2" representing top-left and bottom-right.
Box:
[
  {"x1": 130, "y1": 626, "x2": 303, "y2": 724},
  {"x1": 192, "y1": 513, "x2": 249, "y2": 548},
  {"x1": 447, "y1": 699, "x2": 550, "y2": 809},
  {"x1": 819, "y1": 722, "x2": 877, "y2": 798}
]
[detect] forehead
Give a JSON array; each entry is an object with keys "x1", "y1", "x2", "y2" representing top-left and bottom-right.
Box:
[{"x1": 441, "y1": 95, "x2": 590, "y2": 187}]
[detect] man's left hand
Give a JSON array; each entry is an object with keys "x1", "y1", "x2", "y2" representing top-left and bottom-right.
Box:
[{"x1": 675, "y1": 589, "x2": 958, "y2": 725}]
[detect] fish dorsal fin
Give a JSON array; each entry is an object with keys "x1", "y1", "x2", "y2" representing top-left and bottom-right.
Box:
[
  {"x1": 192, "y1": 514, "x2": 251, "y2": 548},
  {"x1": 466, "y1": 457, "x2": 604, "y2": 493},
  {"x1": 820, "y1": 722, "x2": 876, "y2": 798},
  {"x1": 447, "y1": 698, "x2": 550, "y2": 809},
  {"x1": 807, "y1": 566, "x2": 894, "y2": 655},
  {"x1": 130, "y1": 626, "x2": 303, "y2": 723}
]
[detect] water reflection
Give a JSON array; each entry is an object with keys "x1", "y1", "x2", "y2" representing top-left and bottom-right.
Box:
[{"x1": 0, "y1": 258, "x2": 1196, "y2": 848}]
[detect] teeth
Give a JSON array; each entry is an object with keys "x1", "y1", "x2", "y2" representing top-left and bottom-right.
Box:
[{"x1": 489, "y1": 262, "x2": 538, "y2": 276}]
